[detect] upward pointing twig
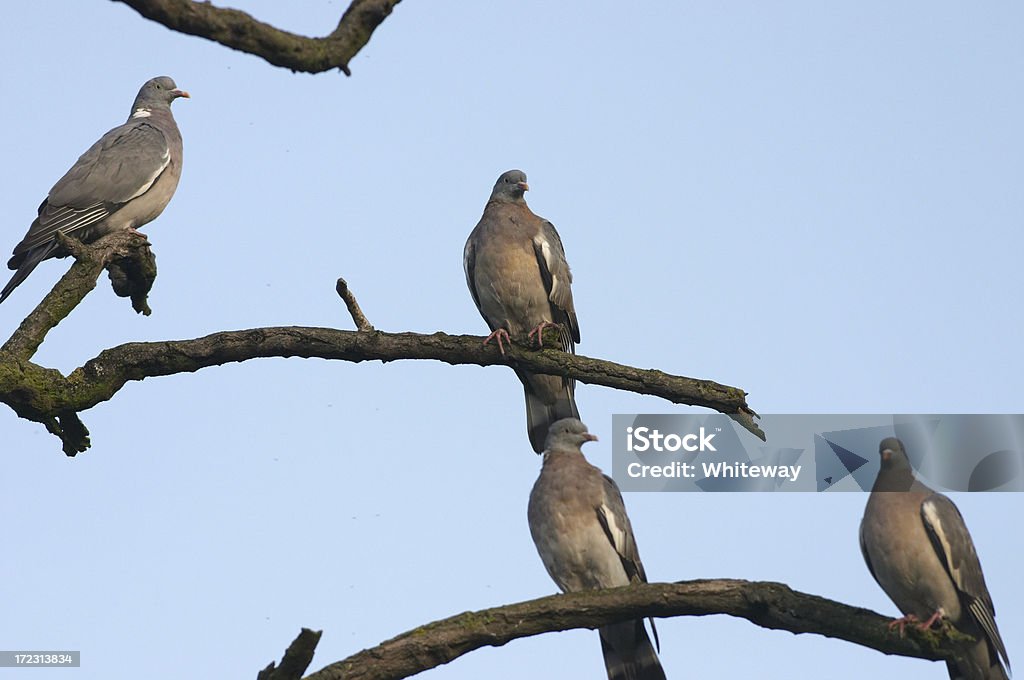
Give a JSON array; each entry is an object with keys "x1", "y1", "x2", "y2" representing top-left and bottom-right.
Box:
[{"x1": 336, "y1": 277, "x2": 374, "y2": 331}]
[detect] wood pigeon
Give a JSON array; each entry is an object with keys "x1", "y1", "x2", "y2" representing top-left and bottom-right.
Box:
[
  {"x1": 860, "y1": 437, "x2": 1011, "y2": 680},
  {"x1": 464, "y1": 170, "x2": 581, "y2": 452},
  {"x1": 2, "y1": 76, "x2": 188, "y2": 303},
  {"x1": 528, "y1": 418, "x2": 667, "y2": 680}
]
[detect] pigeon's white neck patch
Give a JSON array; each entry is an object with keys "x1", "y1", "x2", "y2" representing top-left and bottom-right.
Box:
[{"x1": 132, "y1": 108, "x2": 152, "y2": 119}]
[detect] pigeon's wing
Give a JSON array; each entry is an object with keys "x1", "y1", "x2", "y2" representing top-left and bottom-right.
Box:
[
  {"x1": 532, "y1": 219, "x2": 580, "y2": 345},
  {"x1": 463, "y1": 233, "x2": 483, "y2": 315},
  {"x1": 15, "y1": 120, "x2": 171, "y2": 256},
  {"x1": 921, "y1": 493, "x2": 1009, "y2": 670},
  {"x1": 596, "y1": 474, "x2": 646, "y2": 584}
]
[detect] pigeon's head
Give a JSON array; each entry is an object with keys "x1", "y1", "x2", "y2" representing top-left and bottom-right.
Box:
[
  {"x1": 489, "y1": 169, "x2": 529, "y2": 203},
  {"x1": 879, "y1": 437, "x2": 912, "y2": 472},
  {"x1": 132, "y1": 76, "x2": 190, "y2": 114},
  {"x1": 544, "y1": 418, "x2": 597, "y2": 454}
]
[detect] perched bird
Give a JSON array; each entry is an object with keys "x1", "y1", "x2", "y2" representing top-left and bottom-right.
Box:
[
  {"x1": 464, "y1": 170, "x2": 580, "y2": 452},
  {"x1": 860, "y1": 437, "x2": 1011, "y2": 680},
  {"x1": 528, "y1": 418, "x2": 666, "y2": 680},
  {"x1": 2, "y1": 76, "x2": 189, "y2": 303}
]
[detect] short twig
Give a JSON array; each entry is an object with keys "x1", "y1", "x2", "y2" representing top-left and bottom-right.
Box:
[
  {"x1": 258, "y1": 628, "x2": 322, "y2": 680},
  {"x1": 336, "y1": 277, "x2": 374, "y2": 331},
  {"x1": 53, "y1": 231, "x2": 88, "y2": 258}
]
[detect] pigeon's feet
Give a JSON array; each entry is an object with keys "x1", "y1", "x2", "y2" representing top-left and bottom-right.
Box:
[
  {"x1": 916, "y1": 610, "x2": 944, "y2": 630},
  {"x1": 483, "y1": 328, "x2": 512, "y2": 355},
  {"x1": 887, "y1": 614, "x2": 919, "y2": 637},
  {"x1": 528, "y1": 321, "x2": 560, "y2": 348}
]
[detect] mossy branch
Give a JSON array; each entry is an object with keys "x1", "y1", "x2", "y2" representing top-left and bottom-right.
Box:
[{"x1": 1, "y1": 231, "x2": 154, "y2": 361}]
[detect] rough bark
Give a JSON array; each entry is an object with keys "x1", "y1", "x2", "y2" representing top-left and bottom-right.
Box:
[
  {"x1": 262, "y1": 579, "x2": 971, "y2": 680},
  {"x1": 111, "y1": 0, "x2": 402, "y2": 75},
  {"x1": 0, "y1": 232, "x2": 761, "y2": 454}
]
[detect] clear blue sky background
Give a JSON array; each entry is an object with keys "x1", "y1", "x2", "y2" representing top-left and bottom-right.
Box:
[{"x1": 1, "y1": 2, "x2": 1021, "y2": 678}]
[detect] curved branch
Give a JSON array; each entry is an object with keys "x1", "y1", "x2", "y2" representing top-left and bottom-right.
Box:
[
  {"x1": 111, "y1": 0, "x2": 402, "y2": 75},
  {"x1": 290, "y1": 579, "x2": 963, "y2": 680}
]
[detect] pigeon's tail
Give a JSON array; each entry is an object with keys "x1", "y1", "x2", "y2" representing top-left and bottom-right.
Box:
[
  {"x1": 946, "y1": 637, "x2": 1010, "y2": 680},
  {"x1": 599, "y1": 619, "x2": 666, "y2": 680},
  {"x1": 522, "y1": 373, "x2": 579, "y2": 453},
  {"x1": 1, "y1": 242, "x2": 58, "y2": 304}
]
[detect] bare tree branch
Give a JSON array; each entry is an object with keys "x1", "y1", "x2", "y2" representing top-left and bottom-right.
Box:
[
  {"x1": 274, "y1": 579, "x2": 969, "y2": 680},
  {"x1": 1, "y1": 326, "x2": 760, "y2": 454},
  {"x1": 0, "y1": 233, "x2": 762, "y2": 454},
  {"x1": 111, "y1": 0, "x2": 402, "y2": 75},
  {"x1": 259, "y1": 628, "x2": 322, "y2": 680}
]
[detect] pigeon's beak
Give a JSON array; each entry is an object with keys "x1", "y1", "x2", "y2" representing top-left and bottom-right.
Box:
[
  {"x1": 584, "y1": 433, "x2": 599, "y2": 442},
  {"x1": 881, "y1": 448, "x2": 893, "y2": 461},
  {"x1": 517, "y1": 181, "x2": 530, "y2": 192},
  {"x1": 172, "y1": 89, "x2": 191, "y2": 99}
]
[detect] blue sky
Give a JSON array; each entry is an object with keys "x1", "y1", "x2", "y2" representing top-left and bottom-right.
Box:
[{"x1": 1, "y1": 2, "x2": 1021, "y2": 678}]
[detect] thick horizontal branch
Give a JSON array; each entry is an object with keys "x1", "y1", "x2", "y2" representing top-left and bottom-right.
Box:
[
  {"x1": 111, "y1": 0, "x2": 401, "y2": 75},
  {"x1": 1, "y1": 232, "x2": 759, "y2": 453},
  {"x1": 296, "y1": 579, "x2": 961, "y2": 680},
  {"x1": 0, "y1": 325, "x2": 761, "y2": 453}
]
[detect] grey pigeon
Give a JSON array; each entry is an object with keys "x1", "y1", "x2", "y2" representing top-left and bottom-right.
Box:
[
  {"x1": 464, "y1": 170, "x2": 580, "y2": 452},
  {"x1": 2, "y1": 76, "x2": 188, "y2": 303},
  {"x1": 528, "y1": 418, "x2": 667, "y2": 680},
  {"x1": 860, "y1": 437, "x2": 1011, "y2": 680}
]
